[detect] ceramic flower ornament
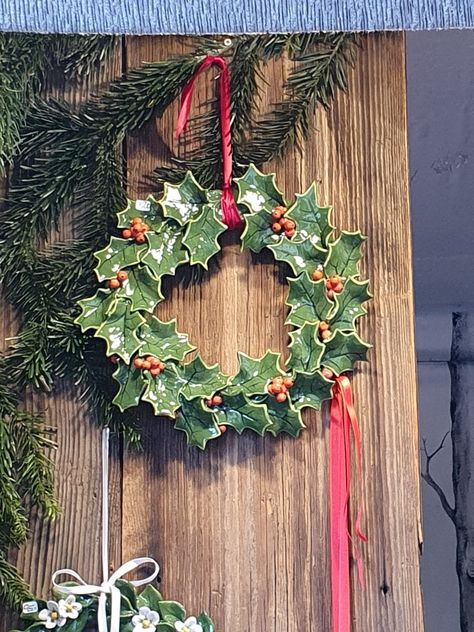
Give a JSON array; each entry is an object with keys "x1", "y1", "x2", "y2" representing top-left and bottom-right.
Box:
[
  {"x1": 132, "y1": 606, "x2": 161, "y2": 632},
  {"x1": 175, "y1": 616, "x2": 203, "y2": 632},
  {"x1": 58, "y1": 595, "x2": 82, "y2": 619},
  {"x1": 38, "y1": 601, "x2": 66, "y2": 629}
]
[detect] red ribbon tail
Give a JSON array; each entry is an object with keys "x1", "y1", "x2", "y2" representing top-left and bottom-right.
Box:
[
  {"x1": 221, "y1": 185, "x2": 242, "y2": 230},
  {"x1": 330, "y1": 376, "x2": 366, "y2": 632}
]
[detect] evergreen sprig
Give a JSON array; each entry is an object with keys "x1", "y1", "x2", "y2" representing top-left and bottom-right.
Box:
[{"x1": 0, "y1": 33, "x2": 357, "y2": 611}]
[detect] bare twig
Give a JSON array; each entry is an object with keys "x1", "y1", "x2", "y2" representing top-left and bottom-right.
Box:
[{"x1": 421, "y1": 432, "x2": 456, "y2": 525}]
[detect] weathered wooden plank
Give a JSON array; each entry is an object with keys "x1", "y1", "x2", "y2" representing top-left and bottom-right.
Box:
[
  {"x1": 122, "y1": 33, "x2": 423, "y2": 631},
  {"x1": 0, "y1": 46, "x2": 124, "y2": 631}
]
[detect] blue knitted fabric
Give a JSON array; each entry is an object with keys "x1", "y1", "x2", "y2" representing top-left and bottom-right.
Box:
[{"x1": 0, "y1": 0, "x2": 473, "y2": 34}]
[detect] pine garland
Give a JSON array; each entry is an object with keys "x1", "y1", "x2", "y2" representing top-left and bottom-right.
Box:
[{"x1": 0, "y1": 33, "x2": 357, "y2": 612}]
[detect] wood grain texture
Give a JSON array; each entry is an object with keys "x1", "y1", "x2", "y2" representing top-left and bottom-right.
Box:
[
  {"x1": 122, "y1": 33, "x2": 424, "y2": 631},
  {"x1": 0, "y1": 51, "x2": 124, "y2": 631}
]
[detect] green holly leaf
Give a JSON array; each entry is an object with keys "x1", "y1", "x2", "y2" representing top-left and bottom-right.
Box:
[
  {"x1": 94, "y1": 299, "x2": 145, "y2": 362},
  {"x1": 290, "y1": 371, "x2": 333, "y2": 411},
  {"x1": 160, "y1": 172, "x2": 208, "y2": 225},
  {"x1": 197, "y1": 613, "x2": 215, "y2": 632},
  {"x1": 265, "y1": 396, "x2": 305, "y2": 437},
  {"x1": 235, "y1": 164, "x2": 284, "y2": 213},
  {"x1": 324, "y1": 231, "x2": 366, "y2": 278},
  {"x1": 116, "y1": 265, "x2": 164, "y2": 313},
  {"x1": 285, "y1": 274, "x2": 333, "y2": 328},
  {"x1": 230, "y1": 351, "x2": 283, "y2": 396},
  {"x1": 329, "y1": 278, "x2": 371, "y2": 331},
  {"x1": 140, "y1": 222, "x2": 189, "y2": 279},
  {"x1": 178, "y1": 354, "x2": 228, "y2": 400},
  {"x1": 287, "y1": 322, "x2": 325, "y2": 373},
  {"x1": 117, "y1": 196, "x2": 164, "y2": 231},
  {"x1": 142, "y1": 365, "x2": 183, "y2": 417},
  {"x1": 183, "y1": 202, "x2": 226, "y2": 268},
  {"x1": 74, "y1": 289, "x2": 117, "y2": 332},
  {"x1": 175, "y1": 396, "x2": 221, "y2": 449},
  {"x1": 286, "y1": 183, "x2": 334, "y2": 247},
  {"x1": 322, "y1": 331, "x2": 371, "y2": 375},
  {"x1": 94, "y1": 237, "x2": 147, "y2": 282},
  {"x1": 112, "y1": 362, "x2": 146, "y2": 411},
  {"x1": 137, "y1": 585, "x2": 163, "y2": 611},
  {"x1": 213, "y1": 392, "x2": 272, "y2": 435},
  {"x1": 240, "y1": 209, "x2": 277, "y2": 253},
  {"x1": 268, "y1": 236, "x2": 327, "y2": 276},
  {"x1": 158, "y1": 601, "x2": 186, "y2": 624},
  {"x1": 139, "y1": 316, "x2": 195, "y2": 362},
  {"x1": 155, "y1": 625, "x2": 176, "y2": 632}
]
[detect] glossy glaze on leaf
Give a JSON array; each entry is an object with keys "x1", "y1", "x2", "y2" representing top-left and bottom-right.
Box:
[
  {"x1": 213, "y1": 392, "x2": 272, "y2": 435},
  {"x1": 240, "y1": 209, "x2": 277, "y2": 253},
  {"x1": 183, "y1": 202, "x2": 226, "y2": 268},
  {"x1": 268, "y1": 236, "x2": 327, "y2": 276},
  {"x1": 324, "y1": 230, "x2": 366, "y2": 278},
  {"x1": 286, "y1": 183, "x2": 334, "y2": 247},
  {"x1": 160, "y1": 171, "x2": 208, "y2": 225},
  {"x1": 112, "y1": 362, "x2": 146, "y2": 411},
  {"x1": 291, "y1": 371, "x2": 333, "y2": 411},
  {"x1": 139, "y1": 317, "x2": 195, "y2": 362},
  {"x1": 140, "y1": 223, "x2": 189, "y2": 279},
  {"x1": 117, "y1": 196, "x2": 164, "y2": 231},
  {"x1": 287, "y1": 322, "x2": 325, "y2": 374},
  {"x1": 265, "y1": 396, "x2": 305, "y2": 437},
  {"x1": 175, "y1": 396, "x2": 221, "y2": 449},
  {"x1": 235, "y1": 164, "x2": 284, "y2": 214},
  {"x1": 142, "y1": 365, "x2": 183, "y2": 417},
  {"x1": 322, "y1": 331, "x2": 371, "y2": 375},
  {"x1": 178, "y1": 355, "x2": 228, "y2": 400},
  {"x1": 94, "y1": 299, "x2": 145, "y2": 362},
  {"x1": 230, "y1": 351, "x2": 283, "y2": 396},
  {"x1": 94, "y1": 236, "x2": 147, "y2": 282},
  {"x1": 285, "y1": 274, "x2": 333, "y2": 327},
  {"x1": 116, "y1": 265, "x2": 164, "y2": 313},
  {"x1": 329, "y1": 278, "x2": 371, "y2": 331},
  {"x1": 75, "y1": 289, "x2": 117, "y2": 333}
]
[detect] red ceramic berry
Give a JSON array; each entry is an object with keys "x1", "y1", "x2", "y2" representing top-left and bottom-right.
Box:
[
  {"x1": 135, "y1": 233, "x2": 146, "y2": 244},
  {"x1": 133, "y1": 357, "x2": 144, "y2": 369},
  {"x1": 108, "y1": 278, "x2": 121, "y2": 290},
  {"x1": 117, "y1": 271, "x2": 128, "y2": 282},
  {"x1": 322, "y1": 368, "x2": 334, "y2": 379},
  {"x1": 276, "y1": 392, "x2": 287, "y2": 403},
  {"x1": 272, "y1": 222, "x2": 282, "y2": 233},
  {"x1": 312, "y1": 269, "x2": 324, "y2": 281},
  {"x1": 122, "y1": 229, "x2": 132, "y2": 239},
  {"x1": 219, "y1": 425, "x2": 228, "y2": 434},
  {"x1": 212, "y1": 394, "x2": 223, "y2": 406}
]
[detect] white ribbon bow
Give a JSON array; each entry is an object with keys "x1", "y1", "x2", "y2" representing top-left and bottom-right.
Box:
[
  {"x1": 52, "y1": 558, "x2": 159, "y2": 632},
  {"x1": 51, "y1": 430, "x2": 160, "y2": 632}
]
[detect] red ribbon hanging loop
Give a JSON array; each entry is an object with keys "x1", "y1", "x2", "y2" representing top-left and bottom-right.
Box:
[
  {"x1": 330, "y1": 375, "x2": 367, "y2": 632},
  {"x1": 176, "y1": 56, "x2": 242, "y2": 230}
]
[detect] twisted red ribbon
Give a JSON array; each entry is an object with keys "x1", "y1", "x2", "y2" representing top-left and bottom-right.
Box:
[
  {"x1": 176, "y1": 56, "x2": 242, "y2": 230},
  {"x1": 330, "y1": 375, "x2": 367, "y2": 632}
]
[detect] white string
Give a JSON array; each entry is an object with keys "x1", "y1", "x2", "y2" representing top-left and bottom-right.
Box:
[{"x1": 102, "y1": 428, "x2": 110, "y2": 581}]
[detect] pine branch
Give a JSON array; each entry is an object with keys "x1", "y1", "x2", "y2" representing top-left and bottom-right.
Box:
[
  {"x1": 0, "y1": 550, "x2": 32, "y2": 611},
  {"x1": 239, "y1": 33, "x2": 357, "y2": 165}
]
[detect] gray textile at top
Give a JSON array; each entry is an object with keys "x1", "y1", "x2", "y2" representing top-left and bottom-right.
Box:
[{"x1": 0, "y1": 0, "x2": 473, "y2": 33}]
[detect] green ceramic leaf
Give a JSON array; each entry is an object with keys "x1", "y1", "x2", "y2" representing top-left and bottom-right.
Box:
[
  {"x1": 117, "y1": 196, "x2": 164, "y2": 231},
  {"x1": 291, "y1": 371, "x2": 333, "y2": 411},
  {"x1": 94, "y1": 299, "x2": 145, "y2": 362},
  {"x1": 139, "y1": 316, "x2": 195, "y2": 362},
  {"x1": 178, "y1": 354, "x2": 228, "y2": 400},
  {"x1": 321, "y1": 331, "x2": 371, "y2": 375},
  {"x1": 285, "y1": 274, "x2": 333, "y2": 328},
  {"x1": 142, "y1": 365, "x2": 183, "y2": 417},
  {"x1": 158, "y1": 601, "x2": 186, "y2": 624},
  {"x1": 329, "y1": 278, "x2": 371, "y2": 331},
  {"x1": 183, "y1": 202, "x2": 226, "y2": 268},
  {"x1": 155, "y1": 624, "x2": 175, "y2": 632},
  {"x1": 116, "y1": 265, "x2": 164, "y2": 313},
  {"x1": 234, "y1": 164, "x2": 284, "y2": 213},
  {"x1": 197, "y1": 613, "x2": 215, "y2": 632},
  {"x1": 74, "y1": 289, "x2": 117, "y2": 332},
  {"x1": 268, "y1": 236, "x2": 327, "y2": 276},
  {"x1": 136, "y1": 585, "x2": 163, "y2": 611},
  {"x1": 324, "y1": 231, "x2": 366, "y2": 278},
  {"x1": 115, "y1": 580, "x2": 137, "y2": 610},
  {"x1": 112, "y1": 362, "x2": 146, "y2": 411},
  {"x1": 287, "y1": 322, "x2": 325, "y2": 373},
  {"x1": 60, "y1": 612, "x2": 88, "y2": 632},
  {"x1": 265, "y1": 396, "x2": 305, "y2": 437},
  {"x1": 286, "y1": 183, "x2": 334, "y2": 247},
  {"x1": 140, "y1": 223, "x2": 189, "y2": 279},
  {"x1": 240, "y1": 209, "x2": 277, "y2": 254},
  {"x1": 175, "y1": 396, "x2": 221, "y2": 449},
  {"x1": 213, "y1": 392, "x2": 272, "y2": 435},
  {"x1": 160, "y1": 171, "x2": 207, "y2": 225},
  {"x1": 230, "y1": 351, "x2": 283, "y2": 396},
  {"x1": 94, "y1": 236, "x2": 147, "y2": 282}
]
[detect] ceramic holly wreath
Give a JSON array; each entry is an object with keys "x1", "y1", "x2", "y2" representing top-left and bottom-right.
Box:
[{"x1": 75, "y1": 164, "x2": 371, "y2": 448}]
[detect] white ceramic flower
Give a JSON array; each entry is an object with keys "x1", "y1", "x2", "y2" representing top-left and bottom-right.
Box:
[
  {"x1": 132, "y1": 606, "x2": 161, "y2": 632},
  {"x1": 38, "y1": 601, "x2": 67, "y2": 629},
  {"x1": 175, "y1": 616, "x2": 203, "y2": 632},
  {"x1": 58, "y1": 594, "x2": 83, "y2": 619}
]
